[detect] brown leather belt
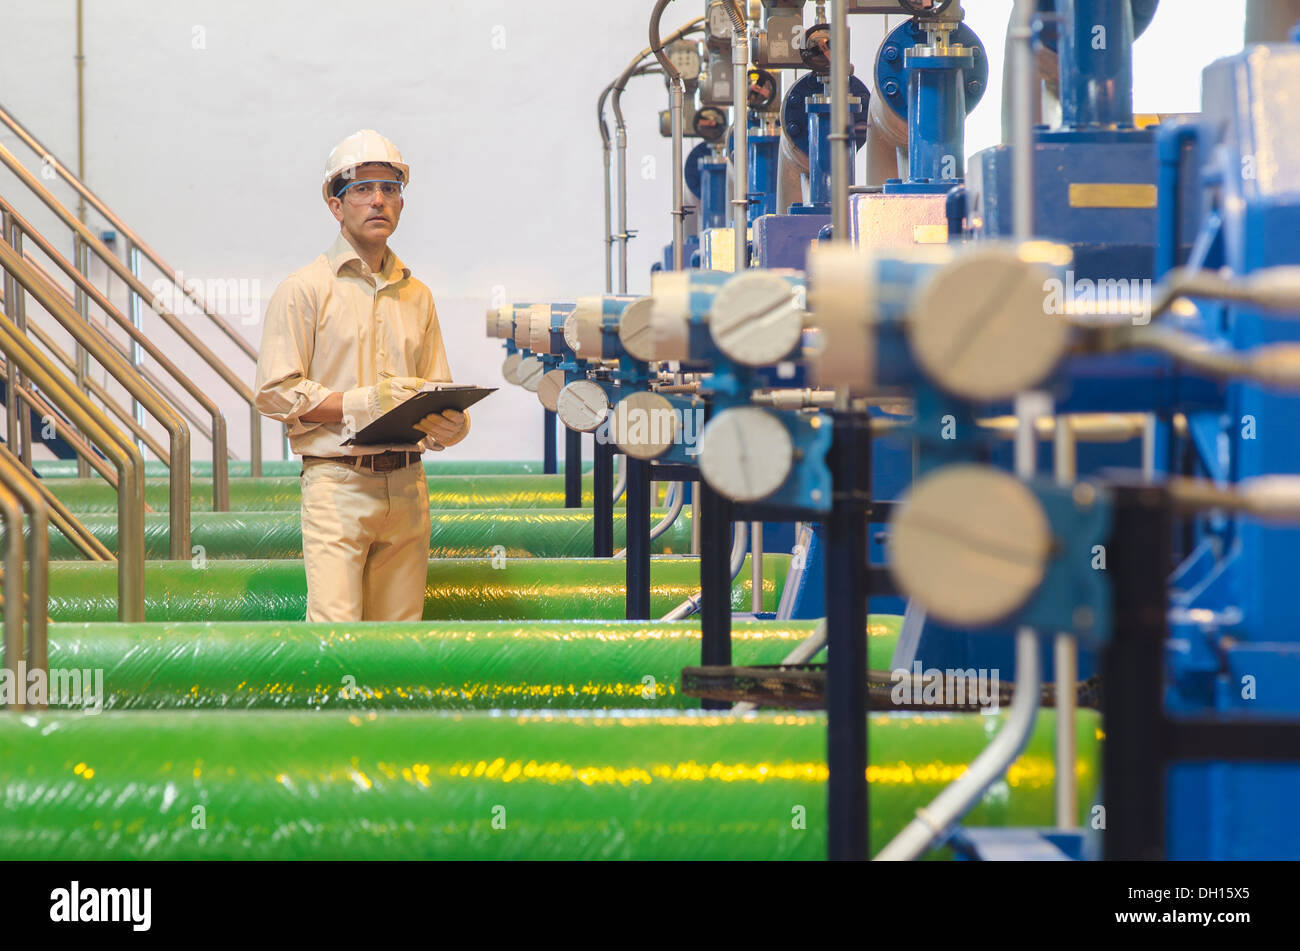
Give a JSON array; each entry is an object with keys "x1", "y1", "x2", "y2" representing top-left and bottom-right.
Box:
[{"x1": 303, "y1": 451, "x2": 422, "y2": 473}]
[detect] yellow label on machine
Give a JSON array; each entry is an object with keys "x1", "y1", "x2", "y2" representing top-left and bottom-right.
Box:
[
  {"x1": 912, "y1": 224, "x2": 949, "y2": 244},
  {"x1": 1068, "y1": 183, "x2": 1158, "y2": 209}
]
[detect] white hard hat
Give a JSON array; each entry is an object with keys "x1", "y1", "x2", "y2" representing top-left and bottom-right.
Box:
[{"x1": 322, "y1": 129, "x2": 411, "y2": 201}]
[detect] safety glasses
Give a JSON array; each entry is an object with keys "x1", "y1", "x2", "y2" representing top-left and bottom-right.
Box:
[{"x1": 337, "y1": 179, "x2": 406, "y2": 202}]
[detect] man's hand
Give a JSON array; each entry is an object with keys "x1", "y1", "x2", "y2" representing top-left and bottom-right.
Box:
[
  {"x1": 415, "y1": 408, "x2": 470, "y2": 450},
  {"x1": 341, "y1": 376, "x2": 425, "y2": 436}
]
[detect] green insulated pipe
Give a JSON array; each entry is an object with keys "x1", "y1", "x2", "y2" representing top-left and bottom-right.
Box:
[
  {"x1": 44, "y1": 555, "x2": 791, "y2": 622},
  {"x1": 0, "y1": 708, "x2": 1102, "y2": 859},
  {"x1": 33, "y1": 459, "x2": 588, "y2": 479},
  {"x1": 41, "y1": 617, "x2": 902, "y2": 710},
  {"x1": 19, "y1": 509, "x2": 694, "y2": 561},
  {"x1": 44, "y1": 474, "x2": 654, "y2": 512}
]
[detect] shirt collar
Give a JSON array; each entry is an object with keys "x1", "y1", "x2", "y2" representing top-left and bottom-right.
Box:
[{"x1": 325, "y1": 232, "x2": 410, "y2": 283}]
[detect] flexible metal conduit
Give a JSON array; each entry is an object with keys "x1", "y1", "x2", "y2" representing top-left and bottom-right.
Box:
[
  {"x1": 0, "y1": 311, "x2": 143, "y2": 620},
  {"x1": 0, "y1": 239, "x2": 191, "y2": 558},
  {"x1": 660, "y1": 520, "x2": 750, "y2": 620},
  {"x1": 615, "y1": 481, "x2": 685, "y2": 558},
  {"x1": 0, "y1": 198, "x2": 230, "y2": 510},
  {"x1": 0, "y1": 140, "x2": 255, "y2": 479},
  {"x1": 599, "y1": 65, "x2": 664, "y2": 293}
]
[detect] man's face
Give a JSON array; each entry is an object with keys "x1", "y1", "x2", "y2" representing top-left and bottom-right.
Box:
[{"x1": 328, "y1": 162, "x2": 403, "y2": 242}]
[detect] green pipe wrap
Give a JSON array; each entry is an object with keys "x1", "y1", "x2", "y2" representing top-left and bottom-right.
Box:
[
  {"x1": 0, "y1": 708, "x2": 1101, "y2": 859},
  {"x1": 40, "y1": 617, "x2": 899, "y2": 710},
  {"x1": 45, "y1": 474, "x2": 650, "y2": 513},
  {"x1": 45, "y1": 555, "x2": 791, "y2": 622},
  {"x1": 22, "y1": 509, "x2": 694, "y2": 560},
  {"x1": 41, "y1": 618, "x2": 901, "y2": 710},
  {"x1": 33, "y1": 459, "x2": 585, "y2": 478}
]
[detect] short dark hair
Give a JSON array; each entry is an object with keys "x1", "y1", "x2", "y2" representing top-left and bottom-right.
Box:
[{"x1": 330, "y1": 162, "x2": 404, "y2": 198}]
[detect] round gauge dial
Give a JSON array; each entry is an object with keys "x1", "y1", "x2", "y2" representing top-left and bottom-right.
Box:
[
  {"x1": 710, "y1": 271, "x2": 805, "y2": 366},
  {"x1": 698, "y1": 407, "x2": 793, "y2": 502},
  {"x1": 556, "y1": 379, "x2": 610, "y2": 432}
]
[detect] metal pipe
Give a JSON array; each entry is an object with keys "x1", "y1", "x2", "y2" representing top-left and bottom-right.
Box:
[
  {"x1": 0, "y1": 101, "x2": 258, "y2": 364},
  {"x1": 0, "y1": 225, "x2": 231, "y2": 507},
  {"x1": 0, "y1": 479, "x2": 23, "y2": 708},
  {"x1": 10, "y1": 382, "x2": 118, "y2": 485},
  {"x1": 732, "y1": 618, "x2": 828, "y2": 715},
  {"x1": 0, "y1": 239, "x2": 191, "y2": 558},
  {"x1": 727, "y1": 0, "x2": 749, "y2": 270},
  {"x1": 650, "y1": 0, "x2": 687, "y2": 272},
  {"x1": 691, "y1": 481, "x2": 701, "y2": 555},
  {"x1": 615, "y1": 481, "x2": 685, "y2": 558},
  {"x1": 0, "y1": 309, "x2": 145, "y2": 620},
  {"x1": 775, "y1": 521, "x2": 814, "y2": 620},
  {"x1": 0, "y1": 452, "x2": 49, "y2": 692},
  {"x1": 610, "y1": 18, "x2": 706, "y2": 292},
  {"x1": 1011, "y1": 0, "x2": 1036, "y2": 240},
  {"x1": 660, "y1": 519, "x2": 748, "y2": 621},
  {"x1": 127, "y1": 239, "x2": 147, "y2": 451},
  {"x1": 74, "y1": 0, "x2": 86, "y2": 225},
  {"x1": 598, "y1": 65, "x2": 663, "y2": 293},
  {"x1": 750, "y1": 520, "x2": 763, "y2": 613},
  {"x1": 0, "y1": 139, "x2": 258, "y2": 477},
  {"x1": 1, "y1": 213, "x2": 19, "y2": 457},
  {"x1": 1053, "y1": 416, "x2": 1077, "y2": 830},
  {"x1": 830, "y1": 0, "x2": 850, "y2": 242}
]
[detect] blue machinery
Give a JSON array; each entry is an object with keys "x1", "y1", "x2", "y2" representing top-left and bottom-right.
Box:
[{"x1": 490, "y1": 0, "x2": 1300, "y2": 860}]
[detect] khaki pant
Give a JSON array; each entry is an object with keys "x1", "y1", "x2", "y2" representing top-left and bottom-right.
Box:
[{"x1": 300, "y1": 457, "x2": 431, "y2": 621}]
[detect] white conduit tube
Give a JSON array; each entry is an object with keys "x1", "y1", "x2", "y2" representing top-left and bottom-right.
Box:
[
  {"x1": 731, "y1": 617, "x2": 828, "y2": 715},
  {"x1": 614, "y1": 482, "x2": 685, "y2": 558},
  {"x1": 876, "y1": 392, "x2": 1050, "y2": 861},
  {"x1": 659, "y1": 520, "x2": 749, "y2": 620}
]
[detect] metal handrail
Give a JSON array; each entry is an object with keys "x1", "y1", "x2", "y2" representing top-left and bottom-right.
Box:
[
  {"x1": 5, "y1": 377, "x2": 118, "y2": 485},
  {"x1": 0, "y1": 238, "x2": 191, "y2": 558},
  {"x1": 0, "y1": 441, "x2": 111, "y2": 561},
  {"x1": 0, "y1": 479, "x2": 22, "y2": 707},
  {"x1": 0, "y1": 102, "x2": 257, "y2": 362},
  {"x1": 0, "y1": 309, "x2": 144, "y2": 620},
  {"x1": 16, "y1": 317, "x2": 170, "y2": 461},
  {"x1": 0, "y1": 140, "x2": 262, "y2": 476},
  {"x1": 0, "y1": 198, "x2": 232, "y2": 508},
  {"x1": 0, "y1": 450, "x2": 49, "y2": 703},
  {"x1": 8, "y1": 253, "x2": 229, "y2": 452}
]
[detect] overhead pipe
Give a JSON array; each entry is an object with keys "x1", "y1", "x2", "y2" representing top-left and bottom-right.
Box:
[{"x1": 598, "y1": 64, "x2": 663, "y2": 293}]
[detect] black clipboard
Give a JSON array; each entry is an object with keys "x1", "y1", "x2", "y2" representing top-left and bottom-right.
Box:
[{"x1": 344, "y1": 384, "x2": 496, "y2": 446}]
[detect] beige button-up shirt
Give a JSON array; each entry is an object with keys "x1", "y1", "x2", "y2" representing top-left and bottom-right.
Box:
[{"x1": 254, "y1": 232, "x2": 452, "y2": 457}]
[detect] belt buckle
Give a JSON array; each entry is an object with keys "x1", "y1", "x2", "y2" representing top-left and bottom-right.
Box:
[{"x1": 371, "y1": 452, "x2": 399, "y2": 473}]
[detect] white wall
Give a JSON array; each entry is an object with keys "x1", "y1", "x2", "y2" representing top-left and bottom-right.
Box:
[{"x1": 0, "y1": 1, "x2": 1251, "y2": 464}]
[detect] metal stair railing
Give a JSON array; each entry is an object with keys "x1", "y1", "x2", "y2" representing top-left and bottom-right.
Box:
[
  {"x1": 0, "y1": 305, "x2": 144, "y2": 620},
  {"x1": 0, "y1": 441, "x2": 111, "y2": 561},
  {"x1": 0, "y1": 448, "x2": 50, "y2": 707},
  {"x1": 0, "y1": 238, "x2": 191, "y2": 558},
  {"x1": 1, "y1": 198, "x2": 232, "y2": 509},
  {"x1": 0, "y1": 134, "x2": 261, "y2": 480}
]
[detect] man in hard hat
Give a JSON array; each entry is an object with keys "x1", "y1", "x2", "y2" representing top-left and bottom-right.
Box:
[{"x1": 254, "y1": 130, "x2": 468, "y2": 621}]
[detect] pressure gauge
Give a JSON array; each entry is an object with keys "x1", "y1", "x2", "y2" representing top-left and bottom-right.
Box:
[
  {"x1": 710, "y1": 270, "x2": 806, "y2": 366},
  {"x1": 707, "y1": 3, "x2": 733, "y2": 45},
  {"x1": 889, "y1": 464, "x2": 1052, "y2": 627},
  {"x1": 556, "y1": 379, "x2": 610, "y2": 432},
  {"x1": 800, "y1": 23, "x2": 832, "y2": 74},
  {"x1": 535, "y1": 369, "x2": 565, "y2": 412},
  {"x1": 501, "y1": 352, "x2": 524, "y2": 385},
  {"x1": 698, "y1": 406, "x2": 793, "y2": 502},
  {"x1": 517, "y1": 355, "x2": 545, "y2": 392},
  {"x1": 908, "y1": 244, "x2": 1070, "y2": 401},
  {"x1": 668, "y1": 39, "x2": 702, "y2": 82},
  {"x1": 611, "y1": 391, "x2": 678, "y2": 460},
  {"x1": 747, "y1": 67, "x2": 779, "y2": 111},
  {"x1": 693, "y1": 106, "x2": 728, "y2": 142},
  {"x1": 618, "y1": 297, "x2": 657, "y2": 362}
]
